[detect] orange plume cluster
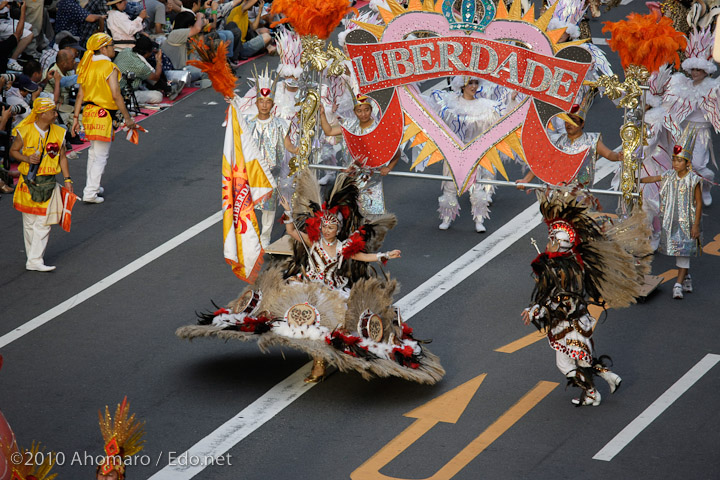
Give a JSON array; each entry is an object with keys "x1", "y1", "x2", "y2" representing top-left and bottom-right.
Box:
[
  {"x1": 270, "y1": 0, "x2": 355, "y2": 39},
  {"x1": 602, "y1": 12, "x2": 687, "y2": 73},
  {"x1": 188, "y1": 38, "x2": 238, "y2": 98}
]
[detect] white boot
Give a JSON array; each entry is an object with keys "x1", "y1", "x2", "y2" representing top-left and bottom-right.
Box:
[
  {"x1": 598, "y1": 370, "x2": 622, "y2": 394},
  {"x1": 439, "y1": 217, "x2": 452, "y2": 230},
  {"x1": 572, "y1": 389, "x2": 601, "y2": 406},
  {"x1": 474, "y1": 218, "x2": 486, "y2": 233}
]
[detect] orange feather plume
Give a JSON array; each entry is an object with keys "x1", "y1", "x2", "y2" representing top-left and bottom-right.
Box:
[
  {"x1": 188, "y1": 38, "x2": 237, "y2": 98},
  {"x1": 270, "y1": 0, "x2": 356, "y2": 39},
  {"x1": 602, "y1": 12, "x2": 687, "y2": 73}
]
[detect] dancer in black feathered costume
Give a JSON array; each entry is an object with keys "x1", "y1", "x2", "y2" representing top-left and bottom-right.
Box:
[{"x1": 522, "y1": 189, "x2": 653, "y2": 406}]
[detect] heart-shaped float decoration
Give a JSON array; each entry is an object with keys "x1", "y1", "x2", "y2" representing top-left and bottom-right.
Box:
[{"x1": 346, "y1": 0, "x2": 593, "y2": 191}]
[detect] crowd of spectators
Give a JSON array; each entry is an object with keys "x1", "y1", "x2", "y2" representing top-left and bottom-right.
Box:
[{"x1": 0, "y1": 0, "x2": 280, "y2": 196}]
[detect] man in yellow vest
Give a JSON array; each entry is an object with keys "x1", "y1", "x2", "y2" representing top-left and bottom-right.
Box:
[
  {"x1": 11, "y1": 97, "x2": 73, "y2": 272},
  {"x1": 71, "y1": 32, "x2": 136, "y2": 204}
]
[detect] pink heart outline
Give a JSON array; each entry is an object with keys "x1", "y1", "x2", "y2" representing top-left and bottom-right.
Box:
[{"x1": 382, "y1": 12, "x2": 586, "y2": 192}]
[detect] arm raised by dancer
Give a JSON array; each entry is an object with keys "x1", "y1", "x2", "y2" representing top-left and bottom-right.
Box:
[
  {"x1": 279, "y1": 196, "x2": 401, "y2": 262},
  {"x1": 280, "y1": 196, "x2": 311, "y2": 245},
  {"x1": 284, "y1": 132, "x2": 298, "y2": 155},
  {"x1": 319, "y1": 103, "x2": 342, "y2": 137}
]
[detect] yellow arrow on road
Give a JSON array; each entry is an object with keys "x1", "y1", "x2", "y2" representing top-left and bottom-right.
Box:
[{"x1": 351, "y1": 376, "x2": 558, "y2": 480}]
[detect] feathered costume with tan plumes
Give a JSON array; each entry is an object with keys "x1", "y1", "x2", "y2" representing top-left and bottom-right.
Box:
[
  {"x1": 177, "y1": 170, "x2": 444, "y2": 384},
  {"x1": 525, "y1": 189, "x2": 651, "y2": 405},
  {"x1": 602, "y1": 11, "x2": 687, "y2": 72},
  {"x1": 97, "y1": 397, "x2": 145, "y2": 479}
]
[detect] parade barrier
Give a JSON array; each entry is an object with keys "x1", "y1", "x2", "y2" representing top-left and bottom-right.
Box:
[{"x1": 309, "y1": 164, "x2": 641, "y2": 198}]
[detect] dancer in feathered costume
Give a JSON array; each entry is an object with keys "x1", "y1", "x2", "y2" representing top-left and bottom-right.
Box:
[
  {"x1": 521, "y1": 189, "x2": 652, "y2": 406},
  {"x1": 426, "y1": 76, "x2": 503, "y2": 233},
  {"x1": 233, "y1": 65, "x2": 295, "y2": 247},
  {"x1": 273, "y1": 28, "x2": 304, "y2": 199},
  {"x1": 274, "y1": 28, "x2": 303, "y2": 123},
  {"x1": 602, "y1": 10, "x2": 691, "y2": 248},
  {"x1": 177, "y1": 168, "x2": 445, "y2": 384},
  {"x1": 659, "y1": 26, "x2": 720, "y2": 206}
]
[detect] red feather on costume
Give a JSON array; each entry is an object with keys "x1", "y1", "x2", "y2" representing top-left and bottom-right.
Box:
[
  {"x1": 305, "y1": 212, "x2": 323, "y2": 243},
  {"x1": 342, "y1": 227, "x2": 367, "y2": 259},
  {"x1": 602, "y1": 12, "x2": 687, "y2": 72},
  {"x1": 270, "y1": 0, "x2": 355, "y2": 39},
  {"x1": 187, "y1": 38, "x2": 237, "y2": 98}
]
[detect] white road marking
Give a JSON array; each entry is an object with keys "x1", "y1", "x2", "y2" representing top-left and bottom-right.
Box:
[
  {"x1": 149, "y1": 161, "x2": 619, "y2": 479},
  {"x1": 0, "y1": 212, "x2": 223, "y2": 349},
  {"x1": 592, "y1": 37, "x2": 608, "y2": 46},
  {"x1": 593, "y1": 353, "x2": 720, "y2": 462}
]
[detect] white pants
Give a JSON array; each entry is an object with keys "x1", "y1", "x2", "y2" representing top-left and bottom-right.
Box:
[
  {"x1": 84, "y1": 140, "x2": 112, "y2": 199},
  {"x1": 22, "y1": 212, "x2": 51, "y2": 267},
  {"x1": 259, "y1": 209, "x2": 275, "y2": 248},
  {"x1": 135, "y1": 89, "x2": 164, "y2": 104}
]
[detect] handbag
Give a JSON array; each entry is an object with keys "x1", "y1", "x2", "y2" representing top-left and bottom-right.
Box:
[{"x1": 24, "y1": 174, "x2": 56, "y2": 202}]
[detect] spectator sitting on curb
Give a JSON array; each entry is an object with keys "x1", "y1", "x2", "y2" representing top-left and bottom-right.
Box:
[
  {"x1": 106, "y1": 0, "x2": 148, "y2": 50},
  {"x1": 44, "y1": 49, "x2": 79, "y2": 123},
  {"x1": 55, "y1": 0, "x2": 105, "y2": 40},
  {"x1": 6, "y1": 74, "x2": 39, "y2": 128},
  {"x1": 40, "y1": 31, "x2": 85, "y2": 73},
  {"x1": 0, "y1": 1, "x2": 32, "y2": 71},
  {"x1": 225, "y1": 0, "x2": 274, "y2": 60},
  {"x1": 161, "y1": 10, "x2": 208, "y2": 84}
]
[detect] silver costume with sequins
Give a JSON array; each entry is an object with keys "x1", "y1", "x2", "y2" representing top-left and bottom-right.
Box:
[
  {"x1": 659, "y1": 169, "x2": 703, "y2": 256},
  {"x1": 245, "y1": 115, "x2": 289, "y2": 210},
  {"x1": 551, "y1": 132, "x2": 601, "y2": 187}
]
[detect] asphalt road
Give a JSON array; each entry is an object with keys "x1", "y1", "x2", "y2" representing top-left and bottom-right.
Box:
[{"x1": 1, "y1": 3, "x2": 719, "y2": 479}]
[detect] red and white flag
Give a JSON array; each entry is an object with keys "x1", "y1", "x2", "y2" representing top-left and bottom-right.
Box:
[{"x1": 60, "y1": 186, "x2": 78, "y2": 232}]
